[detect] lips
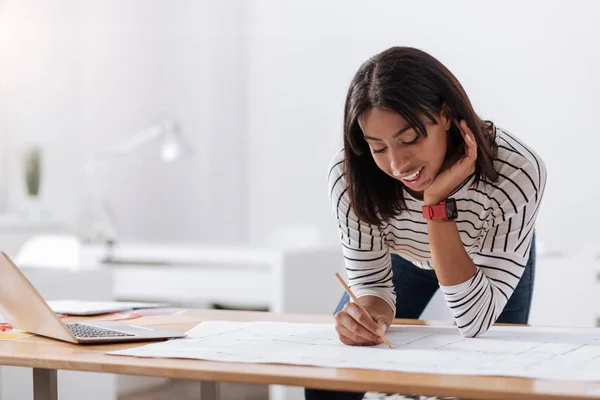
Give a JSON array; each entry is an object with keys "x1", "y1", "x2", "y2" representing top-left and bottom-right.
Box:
[
  {"x1": 402, "y1": 168, "x2": 422, "y2": 181},
  {"x1": 392, "y1": 166, "x2": 426, "y2": 189},
  {"x1": 393, "y1": 166, "x2": 423, "y2": 181}
]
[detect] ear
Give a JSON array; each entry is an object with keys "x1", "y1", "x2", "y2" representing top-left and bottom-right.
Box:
[{"x1": 440, "y1": 103, "x2": 452, "y2": 131}]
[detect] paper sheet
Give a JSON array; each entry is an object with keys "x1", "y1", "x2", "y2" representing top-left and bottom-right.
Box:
[
  {"x1": 47, "y1": 300, "x2": 169, "y2": 315},
  {"x1": 0, "y1": 330, "x2": 32, "y2": 341},
  {"x1": 108, "y1": 321, "x2": 600, "y2": 382}
]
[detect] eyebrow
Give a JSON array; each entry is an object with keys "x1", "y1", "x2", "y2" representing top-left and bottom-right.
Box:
[{"x1": 363, "y1": 125, "x2": 413, "y2": 142}]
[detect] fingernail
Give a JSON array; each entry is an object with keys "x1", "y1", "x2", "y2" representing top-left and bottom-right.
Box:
[{"x1": 377, "y1": 326, "x2": 386, "y2": 335}]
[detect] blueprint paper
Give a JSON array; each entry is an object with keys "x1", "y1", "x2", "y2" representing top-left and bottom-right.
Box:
[{"x1": 108, "y1": 321, "x2": 600, "y2": 382}]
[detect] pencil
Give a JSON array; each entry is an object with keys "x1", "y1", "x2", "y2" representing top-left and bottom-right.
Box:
[{"x1": 335, "y1": 272, "x2": 392, "y2": 349}]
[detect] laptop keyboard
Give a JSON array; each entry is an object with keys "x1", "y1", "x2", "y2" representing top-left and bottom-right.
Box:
[{"x1": 66, "y1": 323, "x2": 134, "y2": 338}]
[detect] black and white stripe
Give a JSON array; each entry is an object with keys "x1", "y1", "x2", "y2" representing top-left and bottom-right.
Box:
[{"x1": 328, "y1": 126, "x2": 547, "y2": 338}]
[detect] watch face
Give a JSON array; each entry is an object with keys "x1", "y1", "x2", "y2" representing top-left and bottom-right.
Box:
[{"x1": 446, "y1": 200, "x2": 458, "y2": 219}]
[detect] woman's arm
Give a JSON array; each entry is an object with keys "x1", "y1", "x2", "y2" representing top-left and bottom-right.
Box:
[
  {"x1": 425, "y1": 190, "x2": 541, "y2": 338},
  {"x1": 423, "y1": 122, "x2": 546, "y2": 338},
  {"x1": 422, "y1": 120, "x2": 479, "y2": 286},
  {"x1": 426, "y1": 218, "x2": 477, "y2": 286},
  {"x1": 328, "y1": 150, "x2": 396, "y2": 345},
  {"x1": 429, "y1": 204, "x2": 539, "y2": 338}
]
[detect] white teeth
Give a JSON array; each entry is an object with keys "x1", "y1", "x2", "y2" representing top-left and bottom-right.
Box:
[{"x1": 403, "y1": 168, "x2": 422, "y2": 181}]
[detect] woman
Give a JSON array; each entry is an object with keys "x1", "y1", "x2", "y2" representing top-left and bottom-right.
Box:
[{"x1": 306, "y1": 47, "x2": 546, "y2": 400}]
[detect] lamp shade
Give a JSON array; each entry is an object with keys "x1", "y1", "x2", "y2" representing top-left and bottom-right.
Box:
[{"x1": 160, "y1": 119, "x2": 185, "y2": 161}]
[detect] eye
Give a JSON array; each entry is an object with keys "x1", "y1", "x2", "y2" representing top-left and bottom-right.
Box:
[
  {"x1": 402, "y1": 134, "x2": 420, "y2": 145},
  {"x1": 372, "y1": 147, "x2": 387, "y2": 154}
]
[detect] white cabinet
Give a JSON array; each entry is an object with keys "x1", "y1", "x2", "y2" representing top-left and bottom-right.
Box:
[
  {"x1": 80, "y1": 243, "x2": 347, "y2": 314},
  {"x1": 529, "y1": 251, "x2": 598, "y2": 328}
]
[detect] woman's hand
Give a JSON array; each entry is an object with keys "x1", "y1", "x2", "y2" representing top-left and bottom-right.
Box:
[
  {"x1": 423, "y1": 119, "x2": 478, "y2": 206},
  {"x1": 334, "y1": 301, "x2": 391, "y2": 346}
]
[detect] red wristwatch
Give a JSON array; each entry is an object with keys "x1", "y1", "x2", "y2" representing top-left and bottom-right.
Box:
[{"x1": 422, "y1": 199, "x2": 458, "y2": 221}]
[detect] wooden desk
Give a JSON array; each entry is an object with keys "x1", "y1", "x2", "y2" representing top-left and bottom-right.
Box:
[{"x1": 1, "y1": 309, "x2": 599, "y2": 400}]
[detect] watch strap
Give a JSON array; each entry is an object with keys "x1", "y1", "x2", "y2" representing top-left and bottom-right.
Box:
[
  {"x1": 422, "y1": 199, "x2": 458, "y2": 221},
  {"x1": 422, "y1": 202, "x2": 448, "y2": 220}
]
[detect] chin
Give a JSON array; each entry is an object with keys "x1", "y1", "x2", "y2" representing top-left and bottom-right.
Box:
[
  {"x1": 414, "y1": 182, "x2": 430, "y2": 192},
  {"x1": 400, "y1": 174, "x2": 432, "y2": 193},
  {"x1": 409, "y1": 183, "x2": 430, "y2": 194}
]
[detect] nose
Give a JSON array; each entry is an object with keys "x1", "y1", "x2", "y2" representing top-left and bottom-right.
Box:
[{"x1": 389, "y1": 150, "x2": 411, "y2": 174}]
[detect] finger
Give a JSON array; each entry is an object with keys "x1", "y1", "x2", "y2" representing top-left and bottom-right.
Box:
[
  {"x1": 338, "y1": 307, "x2": 382, "y2": 342},
  {"x1": 337, "y1": 311, "x2": 381, "y2": 343},
  {"x1": 338, "y1": 333, "x2": 379, "y2": 346},
  {"x1": 335, "y1": 313, "x2": 377, "y2": 345},
  {"x1": 336, "y1": 323, "x2": 379, "y2": 346},
  {"x1": 337, "y1": 319, "x2": 381, "y2": 346},
  {"x1": 374, "y1": 316, "x2": 389, "y2": 332},
  {"x1": 457, "y1": 120, "x2": 474, "y2": 142},
  {"x1": 466, "y1": 133, "x2": 478, "y2": 161},
  {"x1": 455, "y1": 119, "x2": 477, "y2": 160},
  {"x1": 456, "y1": 119, "x2": 471, "y2": 133},
  {"x1": 344, "y1": 302, "x2": 385, "y2": 336},
  {"x1": 338, "y1": 333, "x2": 358, "y2": 346}
]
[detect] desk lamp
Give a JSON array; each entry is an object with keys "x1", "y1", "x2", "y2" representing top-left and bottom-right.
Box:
[{"x1": 77, "y1": 119, "x2": 190, "y2": 259}]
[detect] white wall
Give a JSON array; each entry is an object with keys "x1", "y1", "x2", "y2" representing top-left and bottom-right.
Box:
[
  {"x1": 0, "y1": 0, "x2": 247, "y2": 244},
  {"x1": 75, "y1": 0, "x2": 248, "y2": 244},
  {"x1": 2, "y1": 1, "x2": 599, "y2": 252},
  {"x1": 244, "y1": 0, "x2": 600, "y2": 253},
  {"x1": 0, "y1": 0, "x2": 81, "y2": 223}
]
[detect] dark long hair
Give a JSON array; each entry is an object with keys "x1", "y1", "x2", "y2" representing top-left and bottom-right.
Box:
[{"x1": 343, "y1": 46, "x2": 499, "y2": 226}]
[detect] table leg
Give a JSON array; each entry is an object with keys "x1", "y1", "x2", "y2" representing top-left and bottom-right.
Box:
[
  {"x1": 200, "y1": 381, "x2": 220, "y2": 400},
  {"x1": 33, "y1": 368, "x2": 58, "y2": 400}
]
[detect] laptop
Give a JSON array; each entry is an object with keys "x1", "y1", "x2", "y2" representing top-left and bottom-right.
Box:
[{"x1": 0, "y1": 251, "x2": 186, "y2": 344}]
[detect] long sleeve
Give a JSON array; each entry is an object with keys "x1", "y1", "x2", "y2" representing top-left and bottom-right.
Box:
[
  {"x1": 327, "y1": 151, "x2": 396, "y2": 314},
  {"x1": 439, "y1": 132, "x2": 547, "y2": 337}
]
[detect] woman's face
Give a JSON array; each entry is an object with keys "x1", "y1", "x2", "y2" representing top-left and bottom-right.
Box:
[{"x1": 358, "y1": 107, "x2": 451, "y2": 195}]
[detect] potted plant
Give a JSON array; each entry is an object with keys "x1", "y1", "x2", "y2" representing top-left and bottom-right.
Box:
[{"x1": 24, "y1": 146, "x2": 42, "y2": 198}]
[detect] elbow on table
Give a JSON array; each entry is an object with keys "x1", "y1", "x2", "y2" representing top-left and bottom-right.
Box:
[{"x1": 456, "y1": 319, "x2": 493, "y2": 338}]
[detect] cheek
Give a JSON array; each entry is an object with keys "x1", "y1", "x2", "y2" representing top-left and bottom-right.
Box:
[
  {"x1": 424, "y1": 132, "x2": 448, "y2": 163},
  {"x1": 372, "y1": 155, "x2": 389, "y2": 172}
]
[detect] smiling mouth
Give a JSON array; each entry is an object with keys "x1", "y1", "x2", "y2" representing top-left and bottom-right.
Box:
[
  {"x1": 393, "y1": 166, "x2": 423, "y2": 182},
  {"x1": 403, "y1": 168, "x2": 422, "y2": 181}
]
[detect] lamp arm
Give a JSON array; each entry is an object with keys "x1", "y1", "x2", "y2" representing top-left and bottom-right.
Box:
[
  {"x1": 85, "y1": 121, "x2": 169, "y2": 173},
  {"x1": 79, "y1": 121, "x2": 166, "y2": 248},
  {"x1": 77, "y1": 118, "x2": 184, "y2": 250}
]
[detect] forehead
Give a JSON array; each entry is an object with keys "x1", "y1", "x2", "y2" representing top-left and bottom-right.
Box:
[{"x1": 358, "y1": 108, "x2": 410, "y2": 137}]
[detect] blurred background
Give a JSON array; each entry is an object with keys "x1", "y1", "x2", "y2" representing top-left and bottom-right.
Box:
[{"x1": 0, "y1": 1, "x2": 599, "y2": 399}]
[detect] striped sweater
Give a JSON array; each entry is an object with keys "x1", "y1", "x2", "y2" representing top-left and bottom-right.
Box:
[{"x1": 328, "y1": 126, "x2": 547, "y2": 337}]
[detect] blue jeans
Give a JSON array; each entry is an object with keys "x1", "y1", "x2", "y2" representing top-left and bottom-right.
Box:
[{"x1": 305, "y1": 235, "x2": 536, "y2": 400}]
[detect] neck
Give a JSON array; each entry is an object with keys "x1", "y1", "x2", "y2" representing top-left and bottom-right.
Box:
[{"x1": 405, "y1": 187, "x2": 423, "y2": 200}]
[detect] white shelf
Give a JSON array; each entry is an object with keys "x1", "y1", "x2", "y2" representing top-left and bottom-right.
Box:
[{"x1": 0, "y1": 213, "x2": 67, "y2": 232}]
